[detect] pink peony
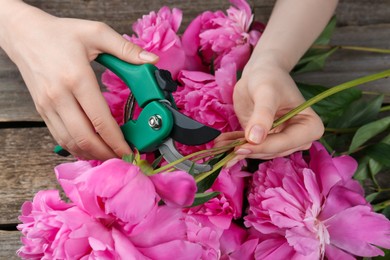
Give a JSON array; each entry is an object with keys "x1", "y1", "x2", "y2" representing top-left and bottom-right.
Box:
[
  {"x1": 18, "y1": 159, "x2": 209, "y2": 259},
  {"x1": 17, "y1": 190, "x2": 123, "y2": 259},
  {"x1": 219, "y1": 223, "x2": 259, "y2": 260},
  {"x1": 245, "y1": 142, "x2": 390, "y2": 259},
  {"x1": 173, "y1": 63, "x2": 241, "y2": 155},
  {"x1": 182, "y1": 0, "x2": 264, "y2": 71},
  {"x1": 187, "y1": 160, "x2": 249, "y2": 229},
  {"x1": 126, "y1": 6, "x2": 186, "y2": 78}
]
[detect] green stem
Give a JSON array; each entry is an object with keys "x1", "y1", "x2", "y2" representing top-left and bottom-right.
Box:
[
  {"x1": 373, "y1": 199, "x2": 390, "y2": 212},
  {"x1": 152, "y1": 140, "x2": 244, "y2": 175},
  {"x1": 194, "y1": 151, "x2": 236, "y2": 183},
  {"x1": 380, "y1": 105, "x2": 390, "y2": 112},
  {"x1": 363, "y1": 91, "x2": 390, "y2": 97},
  {"x1": 312, "y1": 44, "x2": 390, "y2": 54},
  {"x1": 273, "y1": 69, "x2": 390, "y2": 128}
]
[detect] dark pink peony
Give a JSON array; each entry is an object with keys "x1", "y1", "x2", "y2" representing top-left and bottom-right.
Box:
[
  {"x1": 245, "y1": 142, "x2": 390, "y2": 259},
  {"x1": 187, "y1": 160, "x2": 249, "y2": 229},
  {"x1": 182, "y1": 0, "x2": 264, "y2": 71},
  {"x1": 125, "y1": 6, "x2": 186, "y2": 78},
  {"x1": 173, "y1": 63, "x2": 241, "y2": 155}
]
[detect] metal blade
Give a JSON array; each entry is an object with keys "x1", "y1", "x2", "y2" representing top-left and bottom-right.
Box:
[
  {"x1": 158, "y1": 138, "x2": 211, "y2": 174},
  {"x1": 163, "y1": 104, "x2": 221, "y2": 146}
]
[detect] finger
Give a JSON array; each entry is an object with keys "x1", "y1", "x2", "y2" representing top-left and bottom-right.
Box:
[
  {"x1": 42, "y1": 110, "x2": 93, "y2": 160},
  {"x1": 90, "y1": 23, "x2": 159, "y2": 64},
  {"x1": 238, "y1": 112, "x2": 324, "y2": 157},
  {"x1": 214, "y1": 131, "x2": 245, "y2": 147},
  {"x1": 54, "y1": 86, "x2": 120, "y2": 160},
  {"x1": 244, "y1": 87, "x2": 279, "y2": 145},
  {"x1": 72, "y1": 65, "x2": 132, "y2": 159},
  {"x1": 244, "y1": 142, "x2": 312, "y2": 160}
]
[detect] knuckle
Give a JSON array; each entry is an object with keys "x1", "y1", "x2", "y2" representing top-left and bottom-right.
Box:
[
  {"x1": 34, "y1": 97, "x2": 50, "y2": 114},
  {"x1": 74, "y1": 136, "x2": 93, "y2": 152},
  {"x1": 90, "y1": 21, "x2": 110, "y2": 34},
  {"x1": 121, "y1": 41, "x2": 138, "y2": 57},
  {"x1": 90, "y1": 115, "x2": 106, "y2": 133}
]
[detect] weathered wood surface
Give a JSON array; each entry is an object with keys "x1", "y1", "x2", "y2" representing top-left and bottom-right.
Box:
[
  {"x1": 0, "y1": 231, "x2": 20, "y2": 260},
  {"x1": 0, "y1": 128, "x2": 74, "y2": 224},
  {"x1": 0, "y1": 0, "x2": 389, "y2": 256}
]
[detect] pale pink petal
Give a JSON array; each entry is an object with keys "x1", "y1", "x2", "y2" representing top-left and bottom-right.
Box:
[{"x1": 285, "y1": 226, "x2": 320, "y2": 257}]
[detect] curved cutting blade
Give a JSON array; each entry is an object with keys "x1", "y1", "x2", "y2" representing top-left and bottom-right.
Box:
[
  {"x1": 158, "y1": 138, "x2": 211, "y2": 174},
  {"x1": 163, "y1": 105, "x2": 221, "y2": 146}
]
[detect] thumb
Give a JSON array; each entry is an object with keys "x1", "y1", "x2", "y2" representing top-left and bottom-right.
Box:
[
  {"x1": 245, "y1": 95, "x2": 277, "y2": 145},
  {"x1": 94, "y1": 24, "x2": 159, "y2": 64}
]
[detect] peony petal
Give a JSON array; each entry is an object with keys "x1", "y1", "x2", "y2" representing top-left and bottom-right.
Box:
[
  {"x1": 139, "y1": 240, "x2": 203, "y2": 260},
  {"x1": 319, "y1": 184, "x2": 368, "y2": 220},
  {"x1": 112, "y1": 228, "x2": 147, "y2": 260},
  {"x1": 150, "y1": 170, "x2": 196, "y2": 207},
  {"x1": 326, "y1": 205, "x2": 390, "y2": 257},
  {"x1": 130, "y1": 206, "x2": 187, "y2": 247},
  {"x1": 255, "y1": 237, "x2": 295, "y2": 260},
  {"x1": 285, "y1": 226, "x2": 320, "y2": 257},
  {"x1": 325, "y1": 244, "x2": 355, "y2": 260}
]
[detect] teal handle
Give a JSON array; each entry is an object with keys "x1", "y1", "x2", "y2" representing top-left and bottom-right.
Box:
[{"x1": 95, "y1": 53, "x2": 165, "y2": 107}]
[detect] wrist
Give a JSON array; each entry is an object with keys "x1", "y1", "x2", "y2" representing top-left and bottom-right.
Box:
[{"x1": 243, "y1": 50, "x2": 291, "y2": 76}]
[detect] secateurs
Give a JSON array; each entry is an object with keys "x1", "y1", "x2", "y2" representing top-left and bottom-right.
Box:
[{"x1": 56, "y1": 53, "x2": 220, "y2": 174}]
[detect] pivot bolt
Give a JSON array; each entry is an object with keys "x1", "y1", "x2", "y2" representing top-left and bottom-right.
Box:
[{"x1": 148, "y1": 115, "x2": 162, "y2": 130}]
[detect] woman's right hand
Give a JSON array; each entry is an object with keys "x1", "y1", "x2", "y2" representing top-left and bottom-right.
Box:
[{"x1": 0, "y1": 1, "x2": 158, "y2": 160}]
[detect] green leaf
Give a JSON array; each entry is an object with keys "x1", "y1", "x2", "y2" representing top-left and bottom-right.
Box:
[
  {"x1": 297, "y1": 83, "x2": 361, "y2": 124},
  {"x1": 196, "y1": 170, "x2": 221, "y2": 193},
  {"x1": 122, "y1": 154, "x2": 135, "y2": 163},
  {"x1": 366, "y1": 192, "x2": 379, "y2": 203},
  {"x1": 151, "y1": 154, "x2": 164, "y2": 169},
  {"x1": 328, "y1": 95, "x2": 384, "y2": 129},
  {"x1": 293, "y1": 47, "x2": 338, "y2": 74},
  {"x1": 349, "y1": 116, "x2": 390, "y2": 152},
  {"x1": 313, "y1": 16, "x2": 337, "y2": 45},
  {"x1": 190, "y1": 192, "x2": 220, "y2": 207},
  {"x1": 364, "y1": 143, "x2": 390, "y2": 168},
  {"x1": 354, "y1": 157, "x2": 370, "y2": 180}
]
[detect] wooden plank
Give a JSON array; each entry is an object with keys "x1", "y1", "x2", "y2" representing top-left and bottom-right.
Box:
[
  {"x1": 0, "y1": 231, "x2": 20, "y2": 260},
  {"x1": 1, "y1": 22, "x2": 389, "y2": 122},
  {"x1": 0, "y1": 128, "x2": 75, "y2": 224},
  {"x1": 294, "y1": 24, "x2": 390, "y2": 97},
  {"x1": 22, "y1": 0, "x2": 390, "y2": 31}
]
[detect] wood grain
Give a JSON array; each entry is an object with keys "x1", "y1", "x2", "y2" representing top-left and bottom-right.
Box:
[
  {"x1": 0, "y1": 1, "x2": 389, "y2": 258},
  {"x1": 1, "y1": 23, "x2": 389, "y2": 122},
  {"x1": 0, "y1": 231, "x2": 20, "y2": 260},
  {"x1": 0, "y1": 128, "x2": 75, "y2": 224}
]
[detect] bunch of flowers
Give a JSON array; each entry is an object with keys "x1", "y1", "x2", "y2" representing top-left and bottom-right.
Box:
[{"x1": 17, "y1": 0, "x2": 390, "y2": 259}]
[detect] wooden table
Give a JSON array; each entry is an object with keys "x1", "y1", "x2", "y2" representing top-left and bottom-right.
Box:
[{"x1": 1, "y1": 0, "x2": 389, "y2": 258}]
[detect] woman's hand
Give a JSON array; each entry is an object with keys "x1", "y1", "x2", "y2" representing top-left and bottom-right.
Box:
[
  {"x1": 0, "y1": 1, "x2": 158, "y2": 160},
  {"x1": 215, "y1": 60, "x2": 324, "y2": 164}
]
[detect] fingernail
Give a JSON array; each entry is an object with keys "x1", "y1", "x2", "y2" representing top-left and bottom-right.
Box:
[
  {"x1": 235, "y1": 148, "x2": 251, "y2": 155},
  {"x1": 139, "y1": 51, "x2": 158, "y2": 62},
  {"x1": 248, "y1": 125, "x2": 265, "y2": 144}
]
